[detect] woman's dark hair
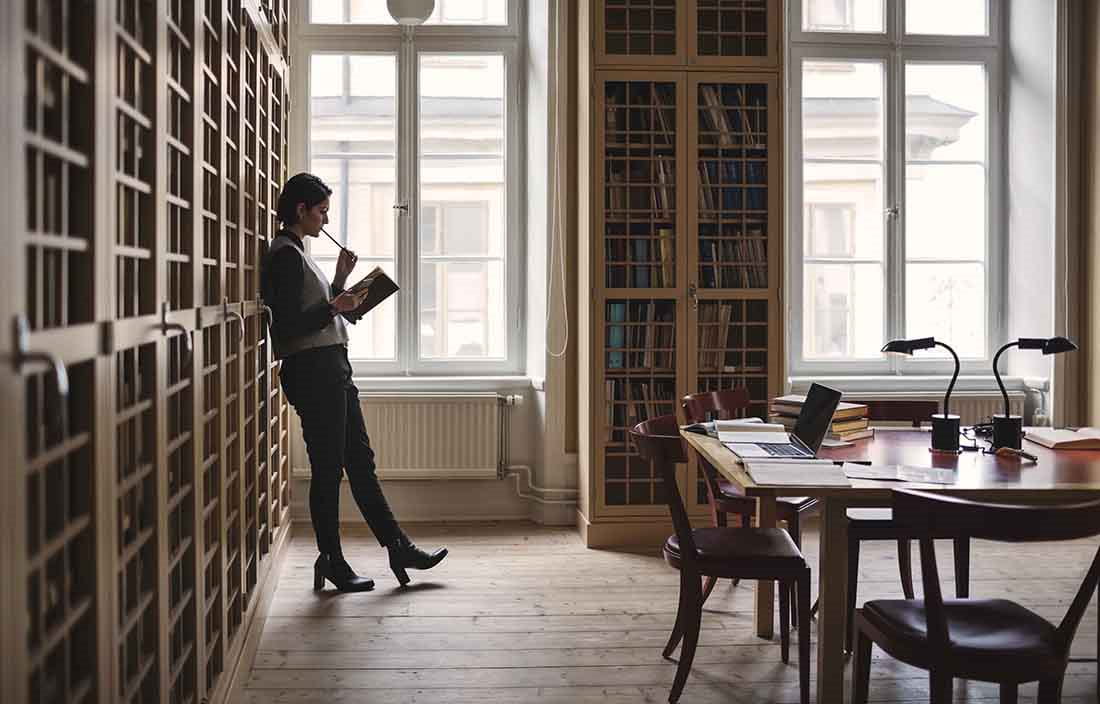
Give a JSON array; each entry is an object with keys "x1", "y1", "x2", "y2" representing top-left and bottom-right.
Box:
[{"x1": 276, "y1": 172, "x2": 333, "y2": 227}]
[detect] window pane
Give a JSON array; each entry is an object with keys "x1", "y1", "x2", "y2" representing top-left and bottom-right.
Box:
[
  {"x1": 311, "y1": 0, "x2": 507, "y2": 25},
  {"x1": 906, "y1": 64, "x2": 985, "y2": 162},
  {"x1": 905, "y1": 62, "x2": 986, "y2": 357},
  {"x1": 419, "y1": 261, "x2": 505, "y2": 358},
  {"x1": 802, "y1": 0, "x2": 884, "y2": 33},
  {"x1": 906, "y1": 164, "x2": 985, "y2": 260},
  {"x1": 906, "y1": 0, "x2": 987, "y2": 36},
  {"x1": 802, "y1": 59, "x2": 885, "y2": 360},
  {"x1": 906, "y1": 263, "x2": 985, "y2": 358},
  {"x1": 419, "y1": 54, "x2": 506, "y2": 360},
  {"x1": 803, "y1": 263, "x2": 884, "y2": 359},
  {"x1": 310, "y1": 54, "x2": 398, "y2": 360}
]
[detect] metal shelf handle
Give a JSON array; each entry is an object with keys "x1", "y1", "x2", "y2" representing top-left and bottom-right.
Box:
[
  {"x1": 159, "y1": 302, "x2": 194, "y2": 364},
  {"x1": 12, "y1": 314, "x2": 69, "y2": 398},
  {"x1": 222, "y1": 298, "x2": 246, "y2": 340}
]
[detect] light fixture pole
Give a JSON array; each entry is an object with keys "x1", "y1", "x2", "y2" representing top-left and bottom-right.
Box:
[
  {"x1": 991, "y1": 337, "x2": 1078, "y2": 450},
  {"x1": 881, "y1": 337, "x2": 961, "y2": 453}
]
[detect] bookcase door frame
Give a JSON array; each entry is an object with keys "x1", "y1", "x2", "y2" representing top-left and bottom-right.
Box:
[
  {"x1": 687, "y1": 0, "x2": 782, "y2": 69},
  {"x1": 593, "y1": 70, "x2": 691, "y2": 519},
  {"x1": 594, "y1": 0, "x2": 689, "y2": 67}
]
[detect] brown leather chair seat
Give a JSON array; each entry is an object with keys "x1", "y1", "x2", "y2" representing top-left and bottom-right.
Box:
[{"x1": 665, "y1": 527, "x2": 804, "y2": 572}]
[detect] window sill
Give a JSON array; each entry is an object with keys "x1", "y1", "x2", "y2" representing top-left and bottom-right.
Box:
[
  {"x1": 788, "y1": 375, "x2": 1036, "y2": 395},
  {"x1": 351, "y1": 375, "x2": 534, "y2": 394}
]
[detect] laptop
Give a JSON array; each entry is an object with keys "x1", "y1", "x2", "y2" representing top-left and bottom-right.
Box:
[{"x1": 724, "y1": 383, "x2": 843, "y2": 459}]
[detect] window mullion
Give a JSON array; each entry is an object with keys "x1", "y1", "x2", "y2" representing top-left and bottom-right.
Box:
[
  {"x1": 887, "y1": 48, "x2": 904, "y2": 371},
  {"x1": 397, "y1": 33, "x2": 418, "y2": 373}
]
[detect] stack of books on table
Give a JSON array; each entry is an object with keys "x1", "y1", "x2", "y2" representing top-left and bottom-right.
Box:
[{"x1": 767, "y1": 394, "x2": 873, "y2": 442}]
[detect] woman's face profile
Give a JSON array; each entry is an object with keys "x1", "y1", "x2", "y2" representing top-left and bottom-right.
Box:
[{"x1": 296, "y1": 198, "x2": 330, "y2": 237}]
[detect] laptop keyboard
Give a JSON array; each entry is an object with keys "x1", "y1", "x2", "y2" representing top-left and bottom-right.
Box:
[{"x1": 761, "y1": 444, "x2": 809, "y2": 458}]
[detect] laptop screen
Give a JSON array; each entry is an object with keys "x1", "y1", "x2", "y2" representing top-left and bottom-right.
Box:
[{"x1": 792, "y1": 383, "x2": 843, "y2": 453}]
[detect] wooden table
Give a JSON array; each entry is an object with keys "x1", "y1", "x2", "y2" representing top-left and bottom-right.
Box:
[{"x1": 681, "y1": 428, "x2": 1100, "y2": 703}]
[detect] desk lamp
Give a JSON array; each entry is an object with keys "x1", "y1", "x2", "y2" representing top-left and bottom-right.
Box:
[
  {"x1": 991, "y1": 336, "x2": 1078, "y2": 450},
  {"x1": 881, "y1": 337, "x2": 960, "y2": 453}
]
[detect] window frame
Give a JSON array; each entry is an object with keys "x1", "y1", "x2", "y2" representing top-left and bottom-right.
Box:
[
  {"x1": 787, "y1": 0, "x2": 1004, "y2": 379},
  {"x1": 291, "y1": 3, "x2": 526, "y2": 377}
]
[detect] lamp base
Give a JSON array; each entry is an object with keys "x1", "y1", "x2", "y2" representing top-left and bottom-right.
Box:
[
  {"x1": 931, "y1": 414, "x2": 960, "y2": 453},
  {"x1": 992, "y1": 415, "x2": 1023, "y2": 450}
]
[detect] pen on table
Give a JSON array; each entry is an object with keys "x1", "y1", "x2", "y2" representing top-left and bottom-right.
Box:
[{"x1": 995, "y1": 446, "x2": 1038, "y2": 462}]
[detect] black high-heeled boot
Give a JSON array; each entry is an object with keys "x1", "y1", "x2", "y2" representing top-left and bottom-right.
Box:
[
  {"x1": 386, "y1": 535, "x2": 448, "y2": 586},
  {"x1": 313, "y1": 553, "x2": 375, "y2": 592}
]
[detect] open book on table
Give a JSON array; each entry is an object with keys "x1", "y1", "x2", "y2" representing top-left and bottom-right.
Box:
[
  {"x1": 1024, "y1": 427, "x2": 1100, "y2": 450},
  {"x1": 344, "y1": 266, "x2": 400, "y2": 316}
]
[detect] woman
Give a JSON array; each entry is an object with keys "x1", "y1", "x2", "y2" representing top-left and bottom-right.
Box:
[{"x1": 261, "y1": 172, "x2": 447, "y2": 592}]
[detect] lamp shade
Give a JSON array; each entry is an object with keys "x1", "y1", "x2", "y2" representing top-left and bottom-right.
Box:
[
  {"x1": 881, "y1": 337, "x2": 935, "y2": 355},
  {"x1": 1042, "y1": 336, "x2": 1078, "y2": 355},
  {"x1": 387, "y1": 0, "x2": 434, "y2": 24}
]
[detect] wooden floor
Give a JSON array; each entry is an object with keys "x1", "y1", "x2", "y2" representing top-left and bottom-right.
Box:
[{"x1": 240, "y1": 522, "x2": 1100, "y2": 703}]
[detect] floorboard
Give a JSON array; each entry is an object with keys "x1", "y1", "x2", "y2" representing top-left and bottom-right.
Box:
[{"x1": 242, "y1": 522, "x2": 1100, "y2": 703}]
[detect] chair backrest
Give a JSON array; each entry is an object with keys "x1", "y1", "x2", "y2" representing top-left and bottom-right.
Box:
[
  {"x1": 892, "y1": 489, "x2": 1100, "y2": 654},
  {"x1": 630, "y1": 416, "x2": 695, "y2": 558},
  {"x1": 681, "y1": 388, "x2": 752, "y2": 423},
  {"x1": 680, "y1": 390, "x2": 751, "y2": 508},
  {"x1": 850, "y1": 399, "x2": 938, "y2": 427}
]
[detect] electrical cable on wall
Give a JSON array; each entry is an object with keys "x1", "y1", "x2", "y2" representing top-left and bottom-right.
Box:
[{"x1": 546, "y1": 9, "x2": 569, "y2": 359}]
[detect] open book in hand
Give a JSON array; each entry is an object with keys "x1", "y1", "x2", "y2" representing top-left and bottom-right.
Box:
[{"x1": 344, "y1": 266, "x2": 400, "y2": 316}]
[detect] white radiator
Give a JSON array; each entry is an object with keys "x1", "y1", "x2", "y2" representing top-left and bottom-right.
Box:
[
  {"x1": 358, "y1": 393, "x2": 505, "y2": 480},
  {"x1": 853, "y1": 391, "x2": 1026, "y2": 427}
]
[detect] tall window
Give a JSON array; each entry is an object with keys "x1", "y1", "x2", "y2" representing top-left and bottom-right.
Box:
[
  {"x1": 789, "y1": 0, "x2": 1001, "y2": 376},
  {"x1": 294, "y1": 1, "x2": 522, "y2": 374}
]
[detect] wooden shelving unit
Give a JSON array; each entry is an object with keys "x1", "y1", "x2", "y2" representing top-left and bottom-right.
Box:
[
  {"x1": 579, "y1": 0, "x2": 783, "y2": 547},
  {"x1": 0, "y1": 1, "x2": 293, "y2": 702}
]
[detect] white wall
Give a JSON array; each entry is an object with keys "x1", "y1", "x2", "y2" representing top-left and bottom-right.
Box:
[{"x1": 1005, "y1": 0, "x2": 1056, "y2": 409}]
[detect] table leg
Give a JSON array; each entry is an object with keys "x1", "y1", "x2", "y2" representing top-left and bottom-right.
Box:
[
  {"x1": 817, "y1": 498, "x2": 849, "y2": 703},
  {"x1": 754, "y1": 492, "x2": 777, "y2": 639}
]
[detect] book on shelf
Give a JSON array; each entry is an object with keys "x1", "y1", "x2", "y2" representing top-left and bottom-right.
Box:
[
  {"x1": 657, "y1": 228, "x2": 674, "y2": 287},
  {"x1": 734, "y1": 88, "x2": 758, "y2": 148},
  {"x1": 700, "y1": 85, "x2": 734, "y2": 147},
  {"x1": 1023, "y1": 427, "x2": 1100, "y2": 450},
  {"x1": 606, "y1": 303, "x2": 627, "y2": 369}
]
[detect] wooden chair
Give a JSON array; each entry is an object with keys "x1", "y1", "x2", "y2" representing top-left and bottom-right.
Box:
[
  {"x1": 844, "y1": 399, "x2": 971, "y2": 651},
  {"x1": 681, "y1": 389, "x2": 818, "y2": 620},
  {"x1": 852, "y1": 489, "x2": 1100, "y2": 704},
  {"x1": 631, "y1": 416, "x2": 811, "y2": 704}
]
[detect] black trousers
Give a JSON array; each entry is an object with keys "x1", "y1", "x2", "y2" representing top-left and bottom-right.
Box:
[{"x1": 279, "y1": 344, "x2": 400, "y2": 555}]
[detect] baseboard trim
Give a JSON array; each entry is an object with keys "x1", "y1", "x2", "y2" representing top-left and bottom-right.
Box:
[{"x1": 220, "y1": 518, "x2": 293, "y2": 704}]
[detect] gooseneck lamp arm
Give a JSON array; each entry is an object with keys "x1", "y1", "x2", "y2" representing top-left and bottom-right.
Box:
[
  {"x1": 935, "y1": 340, "x2": 960, "y2": 419},
  {"x1": 992, "y1": 341, "x2": 1018, "y2": 419}
]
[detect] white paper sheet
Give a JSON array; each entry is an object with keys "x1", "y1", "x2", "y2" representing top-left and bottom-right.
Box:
[
  {"x1": 841, "y1": 463, "x2": 956, "y2": 485},
  {"x1": 717, "y1": 431, "x2": 792, "y2": 444},
  {"x1": 743, "y1": 462, "x2": 851, "y2": 487}
]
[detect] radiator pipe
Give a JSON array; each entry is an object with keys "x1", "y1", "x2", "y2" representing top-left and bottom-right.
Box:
[{"x1": 503, "y1": 465, "x2": 577, "y2": 505}]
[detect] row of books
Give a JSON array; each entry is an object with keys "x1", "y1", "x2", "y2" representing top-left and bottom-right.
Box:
[
  {"x1": 606, "y1": 158, "x2": 676, "y2": 217},
  {"x1": 607, "y1": 301, "x2": 676, "y2": 370},
  {"x1": 605, "y1": 378, "x2": 675, "y2": 442},
  {"x1": 605, "y1": 230, "x2": 675, "y2": 288},
  {"x1": 768, "y1": 394, "x2": 873, "y2": 442},
  {"x1": 698, "y1": 165, "x2": 767, "y2": 213},
  {"x1": 699, "y1": 238, "x2": 768, "y2": 288},
  {"x1": 604, "y1": 84, "x2": 675, "y2": 140},
  {"x1": 698, "y1": 85, "x2": 764, "y2": 148}
]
